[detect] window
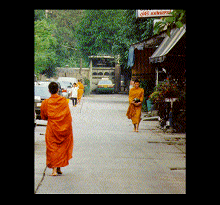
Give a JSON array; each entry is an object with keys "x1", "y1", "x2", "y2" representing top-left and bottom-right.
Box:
[{"x1": 98, "y1": 80, "x2": 112, "y2": 85}]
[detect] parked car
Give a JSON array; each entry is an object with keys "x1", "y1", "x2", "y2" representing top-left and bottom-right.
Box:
[
  {"x1": 34, "y1": 81, "x2": 62, "y2": 95},
  {"x1": 34, "y1": 84, "x2": 50, "y2": 119},
  {"x1": 96, "y1": 78, "x2": 115, "y2": 94},
  {"x1": 34, "y1": 81, "x2": 63, "y2": 119},
  {"x1": 34, "y1": 107, "x2": 36, "y2": 128},
  {"x1": 58, "y1": 81, "x2": 72, "y2": 98},
  {"x1": 34, "y1": 81, "x2": 61, "y2": 118}
]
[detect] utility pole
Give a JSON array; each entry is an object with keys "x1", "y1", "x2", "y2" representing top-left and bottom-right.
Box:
[
  {"x1": 156, "y1": 67, "x2": 159, "y2": 86},
  {"x1": 89, "y1": 58, "x2": 93, "y2": 94},
  {"x1": 79, "y1": 58, "x2": 82, "y2": 77},
  {"x1": 45, "y1": 10, "x2": 48, "y2": 18}
]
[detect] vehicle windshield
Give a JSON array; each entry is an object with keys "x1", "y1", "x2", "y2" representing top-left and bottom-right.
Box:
[
  {"x1": 59, "y1": 81, "x2": 72, "y2": 88},
  {"x1": 98, "y1": 80, "x2": 112, "y2": 85},
  {"x1": 35, "y1": 86, "x2": 51, "y2": 99}
]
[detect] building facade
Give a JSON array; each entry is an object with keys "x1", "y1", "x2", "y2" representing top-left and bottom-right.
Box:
[{"x1": 89, "y1": 56, "x2": 120, "y2": 92}]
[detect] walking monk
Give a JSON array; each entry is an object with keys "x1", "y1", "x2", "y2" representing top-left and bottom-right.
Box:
[
  {"x1": 77, "y1": 79, "x2": 84, "y2": 104},
  {"x1": 126, "y1": 79, "x2": 144, "y2": 132},
  {"x1": 41, "y1": 82, "x2": 73, "y2": 176}
]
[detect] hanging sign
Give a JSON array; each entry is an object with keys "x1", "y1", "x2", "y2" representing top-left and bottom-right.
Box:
[{"x1": 136, "y1": 10, "x2": 173, "y2": 18}]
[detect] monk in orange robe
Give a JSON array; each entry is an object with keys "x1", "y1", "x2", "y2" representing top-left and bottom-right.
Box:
[
  {"x1": 126, "y1": 79, "x2": 144, "y2": 132},
  {"x1": 40, "y1": 82, "x2": 73, "y2": 176},
  {"x1": 77, "y1": 79, "x2": 84, "y2": 104}
]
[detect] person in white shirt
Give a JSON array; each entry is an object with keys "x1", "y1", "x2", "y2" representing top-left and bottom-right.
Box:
[
  {"x1": 129, "y1": 79, "x2": 134, "y2": 90},
  {"x1": 70, "y1": 83, "x2": 79, "y2": 107}
]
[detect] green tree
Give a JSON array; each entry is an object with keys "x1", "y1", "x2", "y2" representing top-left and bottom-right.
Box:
[
  {"x1": 49, "y1": 10, "x2": 85, "y2": 68},
  {"x1": 34, "y1": 9, "x2": 154, "y2": 77},
  {"x1": 34, "y1": 18, "x2": 58, "y2": 77},
  {"x1": 153, "y1": 10, "x2": 186, "y2": 36},
  {"x1": 76, "y1": 10, "x2": 153, "y2": 69},
  {"x1": 112, "y1": 10, "x2": 153, "y2": 68},
  {"x1": 76, "y1": 10, "x2": 114, "y2": 59},
  {"x1": 34, "y1": 10, "x2": 85, "y2": 78},
  {"x1": 34, "y1": 10, "x2": 45, "y2": 21}
]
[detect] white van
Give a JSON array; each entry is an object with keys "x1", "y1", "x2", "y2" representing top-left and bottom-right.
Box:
[
  {"x1": 57, "y1": 77, "x2": 78, "y2": 85},
  {"x1": 57, "y1": 77, "x2": 78, "y2": 98}
]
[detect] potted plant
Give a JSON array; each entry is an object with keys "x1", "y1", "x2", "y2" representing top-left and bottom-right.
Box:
[{"x1": 149, "y1": 79, "x2": 182, "y2": 130}]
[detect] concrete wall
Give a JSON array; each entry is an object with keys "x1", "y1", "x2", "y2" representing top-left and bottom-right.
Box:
[{"x1": 55, "y1": 67, "x2": 90, "y2": 80}]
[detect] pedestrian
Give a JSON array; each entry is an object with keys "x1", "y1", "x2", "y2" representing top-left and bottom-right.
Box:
[
  {"x1": 40, "y1": 82, "x2": 74, "y2": 176},
  {"x1": 77, "y1": 79, "x2": 84, "y2": 104},
  {"x1": 129, "y1": 78, "x2": 134, "y2": 90},
  {"x1": 126, "y1": 79, "x2": 144, "y2": 132},
  {"x1": 70, "y1": 83, "x2": 79, "y2": 107}
]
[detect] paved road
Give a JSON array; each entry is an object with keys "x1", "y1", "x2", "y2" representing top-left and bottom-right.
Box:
[{"x1": 35, "y1": 94, "x2": 185, "y2": 194}]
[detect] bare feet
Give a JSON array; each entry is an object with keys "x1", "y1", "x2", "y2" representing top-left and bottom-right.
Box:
[
  {"x1": 135, "y1": 124, "x2": 139, "y2": 132},
  {"x1": 50, "y1": 167, "x2": 58, "y2": 176},
  {"x1": 57, "y1": 167, "x2": 62, "y2": 174},
  {"x1": 50, "y1": 173, "x2": 58, "y2": 176},
  {"x1": 133, "y1": 124, "x2": 136, "y2": 132}
]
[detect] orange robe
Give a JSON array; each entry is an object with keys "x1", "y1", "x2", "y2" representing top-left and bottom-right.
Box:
[
  {"x1": 40, "y1": 94, "x2": 73, "y2": 168},
  {"x1": 77, "y1": 82, "x2": 84, "y2": 100},
  {"x1": 126, "y1": 87, "x2": 144, "y2": 125}
]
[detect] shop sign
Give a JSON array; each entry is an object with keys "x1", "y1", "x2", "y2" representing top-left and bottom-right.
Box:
[{"x1": 136, "y1": 10, "x2": 173, "y2": 18}]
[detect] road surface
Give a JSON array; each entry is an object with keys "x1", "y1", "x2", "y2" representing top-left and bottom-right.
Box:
[{"x1": 35, "y1": 94, "x2": 185, "y2": 194}]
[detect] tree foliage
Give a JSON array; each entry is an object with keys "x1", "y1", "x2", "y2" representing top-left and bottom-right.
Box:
[
  {"x1": 49, "y1": 10, "x2": 84, "y2": 68},
  {"x1": 76, "y1": 10, "x2": 153, "y2": 68},
  {"x1": 34, "y1": 18, "x2": 58, "y2": 77},
  {"x1": 34, "y1": 10, "x2": 85, "y2": 77},
  {"x1": 34, "y1": 10, "x2": 154, "y2": 77},
  {"x1": 153, "y1": 10, "x2": 186, "y2": 36}
]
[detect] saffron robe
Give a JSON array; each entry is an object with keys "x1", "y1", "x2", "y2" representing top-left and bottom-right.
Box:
[
  {"x1": 126, "y1": 87, "x2": 144, "y2": 124},
  {"x1": 40, "y1": 94, "x2": 73, "y2": 168},
  {"x1": 77, "y1": 82, "x2": 84, "y2": 100}
]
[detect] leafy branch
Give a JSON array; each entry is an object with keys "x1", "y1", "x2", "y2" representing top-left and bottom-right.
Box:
[{"x1": 153, "y1": 10, "x2": 186, "y2": 37}]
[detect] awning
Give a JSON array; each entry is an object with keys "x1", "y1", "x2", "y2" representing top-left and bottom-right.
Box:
[
  {"x1": 149, "y1": 24, "x2": 186, "y2": 64},
  {"x1": 127, "y1": 46, "x2": 135, "y2": 68},
  {"x1": 127, "y1": 32, "x2": 166, "y2": 68}
]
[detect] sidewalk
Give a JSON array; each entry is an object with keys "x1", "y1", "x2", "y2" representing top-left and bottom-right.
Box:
[
  {"x1": 142, "y1": 115, "x2": 185, "y2": 149},
  {"x1": 142, "y1": 115, "x2": 186, "y2": 170}
]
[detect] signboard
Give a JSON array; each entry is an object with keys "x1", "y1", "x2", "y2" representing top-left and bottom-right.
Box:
[
  {"x1": 136, "y1": 10, "x2": 173, "y2": 18},
  {"x1": 165, "y1": 98, "x2": 178, "y2": 102}
]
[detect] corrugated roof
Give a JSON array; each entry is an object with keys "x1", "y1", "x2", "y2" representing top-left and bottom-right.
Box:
[{"x1": 149, "y1": 24, "x2": 186, "y2": 63}]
